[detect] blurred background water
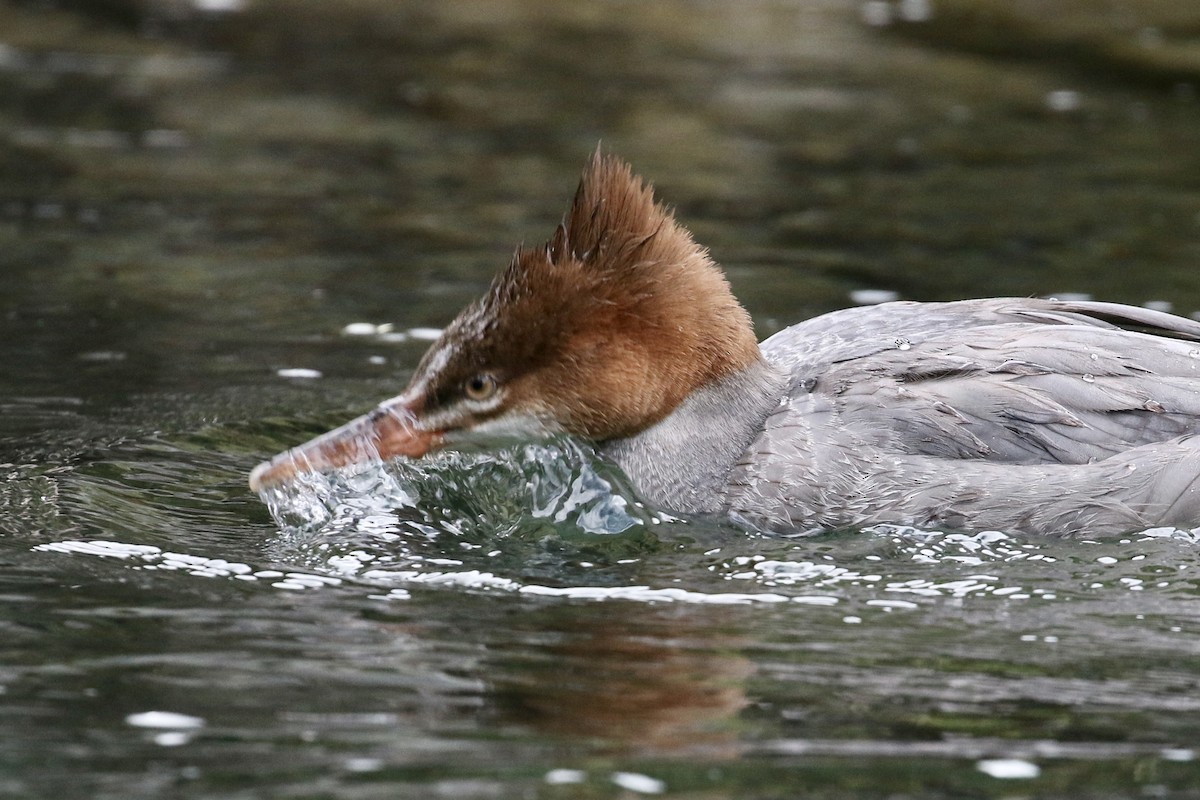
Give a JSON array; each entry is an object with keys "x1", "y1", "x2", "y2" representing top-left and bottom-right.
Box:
[{"x1": 3, "y1": 1, "x2": 1200, "y2": 797}]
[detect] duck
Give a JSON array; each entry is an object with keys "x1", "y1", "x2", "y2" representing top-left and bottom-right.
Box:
[{"x1": 250, "y1": 153, "x2": 1200, "y2": 537}]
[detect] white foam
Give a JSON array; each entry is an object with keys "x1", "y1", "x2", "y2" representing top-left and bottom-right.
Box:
[
  {"x1": 544, "y1": 769, "x2": 586, "y2": 785},
  {"x1": 276, "y1": 368, "x2": 322, "y2": 379},
  {"x1": 126, "y1": 711, "x2": 205, "y2": 730},
  {"x1": 342, "y1": 322, "x2": 380, "y2": 336},
  {"x1": 976, "y1": 758, "x2": 1041, "y2": 779},
  {"x1": 611, "y1": 772, "x2": 666, "y2": 794}
]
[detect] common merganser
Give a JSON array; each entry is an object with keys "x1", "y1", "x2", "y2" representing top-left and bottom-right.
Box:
[{"x1": 250, "y1": 154, "x2": 1200, "y2": 536}]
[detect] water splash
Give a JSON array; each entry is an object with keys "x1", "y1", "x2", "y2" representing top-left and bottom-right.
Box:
[
  {"x1": 259, "y1": 438, "x2": 646, "y2": 537},
  {"x1": 255, "y1": 438, "x2": 668, "y2": 583}
]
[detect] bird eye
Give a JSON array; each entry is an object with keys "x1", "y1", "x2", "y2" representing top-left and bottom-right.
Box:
[{"x1": 463, "y1": 372, "x2": 499, "y2": 402}]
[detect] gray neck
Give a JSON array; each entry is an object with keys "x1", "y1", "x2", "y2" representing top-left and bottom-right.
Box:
[{"x1": 599, "y1": 359, "x2": 787, "y2": 514}]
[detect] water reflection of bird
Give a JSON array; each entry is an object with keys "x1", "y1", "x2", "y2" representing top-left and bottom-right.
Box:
[
  {"x1": 251, "y1": 154, "x2": 1200, "y2": 536},
  {"x1": 489, "y1": 609, "x2": 752, "y2": 757}
]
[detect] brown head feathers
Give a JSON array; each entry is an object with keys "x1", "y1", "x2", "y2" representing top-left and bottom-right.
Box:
[{"x1": 411, "y1": 153, "x2": 762, "y2": 441}]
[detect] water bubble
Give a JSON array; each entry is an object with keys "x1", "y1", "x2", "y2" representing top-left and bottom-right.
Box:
[
  {"x1": 193, "y1": 0, "x2": 246, "y2": 11},
  {"x1": 126, "y1": 711, "x2": 205, "y2": 730},
  {"x1": 611, "y1": 772, "x2": 666, "y2": 794},
  {"x1": 860, "y1": 0, "x2": 891, "y2": 27},
  {"x1": 342, "y1": 322, "x2": 380, "y2": 336},
  {"x1": 276, "y1": 368, "x2": 322, "y2": 379},
  {"x1": 1046, "y1": 90, "x2": 1081, "y2": 113},
  {"x1": 153, "y1": 732, "x2": 192, "y2": 747},
  {"x1": 545, "y1": 769, "x2": 586, "y2": 785},
  {"x1": 898, "y1": 0, "x2": 933, "y2": 23},
  {"x1": 976, "y1": 758, "x2": 1041, "y2": 779}
]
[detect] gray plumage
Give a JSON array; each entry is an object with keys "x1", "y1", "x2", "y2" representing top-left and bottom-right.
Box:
[{"x1": 613, "y1": 298, "x2": 1200, "y2": 537}]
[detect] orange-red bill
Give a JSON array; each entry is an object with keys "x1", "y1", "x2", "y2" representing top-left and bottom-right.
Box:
[{"x1": 248, "y1": 397, "x2": 441, "y2": 493}]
